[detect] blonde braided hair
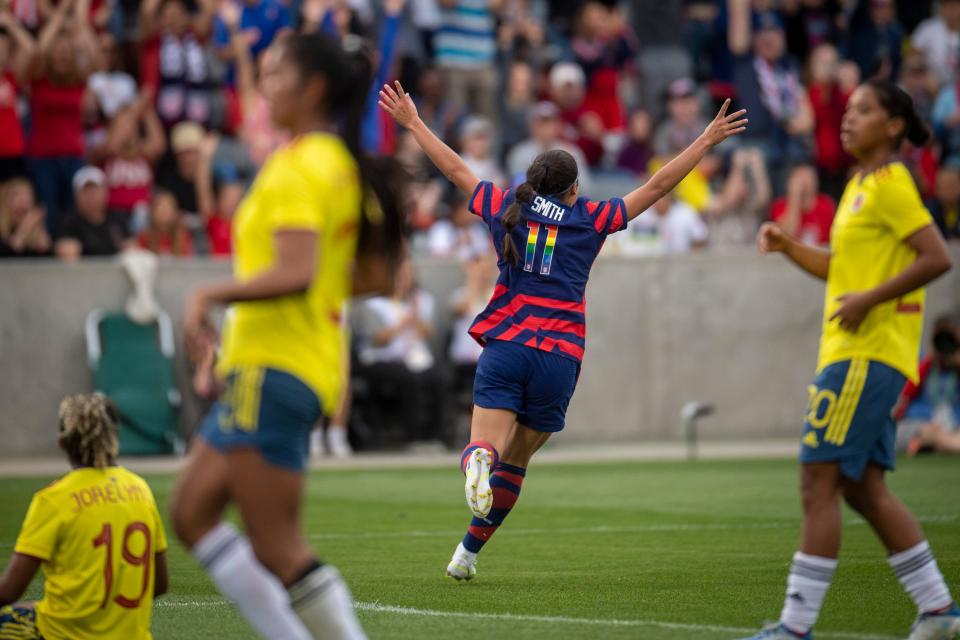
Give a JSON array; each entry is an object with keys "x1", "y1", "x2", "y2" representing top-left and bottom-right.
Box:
[{"x1": 59, "y1": 394, "x2": 119, "y2": 469}]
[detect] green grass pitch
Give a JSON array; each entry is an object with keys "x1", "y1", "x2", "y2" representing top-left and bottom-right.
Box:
[{"x1": 1, "y1": 456, "x2": 958, "y2": 639}]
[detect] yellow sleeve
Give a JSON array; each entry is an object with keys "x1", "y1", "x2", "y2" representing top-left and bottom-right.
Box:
[
  {"x1": 262, "y1": 152, "x2": 328, "y2": 233},
  {"x1": 875, "y1": 170, "x2": 934, "y2": 240},
  {"x1": 14, "y1": 494, "x2": 61, "y2": 561}
]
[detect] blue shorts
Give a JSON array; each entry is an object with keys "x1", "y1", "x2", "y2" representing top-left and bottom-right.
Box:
[
  {"x1": 800, "y1": 358, "x2": 907, "y2": 481},
  {"x1": 199, "y1": 368, "x2": 322, "y2": 471},
  {"x1": 0, "y1": 605, "x2": 41, "y2": 639},
  {"x1": 473, "y1": 339, "x2": 581, "y2": 433}
]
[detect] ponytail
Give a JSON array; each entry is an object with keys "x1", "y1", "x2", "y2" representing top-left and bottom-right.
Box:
[
  {"x1": 865, "y1": 79, "x2": 931, "y2": 148},
  {"x1": 501, "y1": 181, "x2": 539, "y2": 265}
]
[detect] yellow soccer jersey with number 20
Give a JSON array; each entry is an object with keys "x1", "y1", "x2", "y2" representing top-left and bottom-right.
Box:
[
  {"x1": 14, "y1": 467, "x2": 167, "y2": 640},
  {"x1": 818, "y1": 162, "x2": 934, "y2": 383}
]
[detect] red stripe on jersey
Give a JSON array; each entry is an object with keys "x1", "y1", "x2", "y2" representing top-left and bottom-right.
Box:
[
  {"x1": 593, "y1": 202, "x2": 611, "y2": 233},
  {"x1": 609, "y1": 202, "x2": 625, "y2": 233},
  {"x1": 489, "y1": 185, "x2": 505, "y2": 215},
  {"x1": 556, "y1": 339, "x2": 585, "y2": 359},
  {"x1": 896, "y1": 302, "x2": 922, "y2": 313},
  {"x1": 525, "y1": 337, "x2": 538, "y2": 348},
  {"x1": 470, "y1": 184, "x2": 486, "y2": 217},
  {"x1": 469, "y1": 295, "x2": 586, "y2": 336},
  {"x1": 585, "y1": 201, "x2": 599, "y2": 215}
]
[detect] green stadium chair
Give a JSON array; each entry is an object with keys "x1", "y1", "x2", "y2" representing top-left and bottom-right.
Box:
[{"x1": 85, "y1": 310, "x2": 182, "y2": 456}]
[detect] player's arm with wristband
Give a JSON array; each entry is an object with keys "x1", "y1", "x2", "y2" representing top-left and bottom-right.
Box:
[
  {"x1": 378, "y1": 81, "x2": 481, "y2": 197},
  {"x1": 622, "y1": 99, "x2": 748, "y2": 220}
]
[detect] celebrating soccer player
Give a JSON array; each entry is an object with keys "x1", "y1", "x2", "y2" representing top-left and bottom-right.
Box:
[
  {"x1": 380, "y1": 80, "x2": 747, "y2": 581},
  {"x1": 744, "y1": 80, "x2": 958, "y2": 640},
  {"x1": 0, "y1": 394, "x2": 169, "y2": 640}
]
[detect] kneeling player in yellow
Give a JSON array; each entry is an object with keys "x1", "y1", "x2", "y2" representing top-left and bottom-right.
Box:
[{"x1": 0, "y1": 394, "x2": 168, "y2": 640}]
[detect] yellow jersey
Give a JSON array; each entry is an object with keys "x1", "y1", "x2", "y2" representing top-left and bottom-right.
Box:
[
  {"x1": 217, "y1": 133, "x2": 361, "y2": 414},
  {"x1": 818, "y1": 162, "x2": 934, "y2": 383},
  {"x1": 14, "y1": 466, "x2": 167, "y2": 640}
]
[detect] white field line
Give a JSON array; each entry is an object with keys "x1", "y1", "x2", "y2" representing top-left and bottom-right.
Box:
[{"x1": 154, "y1": 596, "x2": 901, "y2": 640}]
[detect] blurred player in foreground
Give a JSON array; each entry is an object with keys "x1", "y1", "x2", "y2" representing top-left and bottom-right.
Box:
[
  {"x1": 380, "y1": 80, "x2": 747, "y2": 581},
  {"x1": 746, "y1": 80, "x2": 957, "y2": 640},
  {"x1": 171, "y1": 34, "x2": 404, "y2": 640},
  {"x1": 0, "y1": 394, "x2": 168, "y2": 640}
]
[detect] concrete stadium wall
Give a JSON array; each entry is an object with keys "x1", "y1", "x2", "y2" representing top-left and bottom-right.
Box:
[{"x1": 1, "y1": 252, "x2": 958, "y2": 456}]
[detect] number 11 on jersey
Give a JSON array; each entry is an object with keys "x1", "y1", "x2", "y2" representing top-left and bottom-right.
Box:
[{"x1": 524, "y1": 222, "x2": 559, "y2": 275}]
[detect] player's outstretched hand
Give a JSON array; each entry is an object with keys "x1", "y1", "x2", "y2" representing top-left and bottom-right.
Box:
[
  {"x1": 379, "y1": 81, "x2": 420, "y2": 130},
  {"x1": 701, "y1": 99, "x2": 748, "y2": 147},
  {"x1": 756, "y1": 222, "x2": 790, "y2": 254}
]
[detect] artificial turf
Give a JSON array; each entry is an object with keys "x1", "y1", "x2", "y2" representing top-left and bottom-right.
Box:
[{"x1": 0, "y1": 456, "x2": 957, "y2": 639}]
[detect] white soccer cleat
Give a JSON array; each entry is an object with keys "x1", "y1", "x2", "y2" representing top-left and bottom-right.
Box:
[
  {"x1": 445, "y1": 543, "x2": 477, "y2": 582},
  {"x1": 464, "y1": 448, "x2": 493, "y2": 518},
  {"x1": 908, "y1": 605, "x2": 960, "y2": 640}
]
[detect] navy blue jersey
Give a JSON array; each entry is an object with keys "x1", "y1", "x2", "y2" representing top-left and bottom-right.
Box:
[{"x1": 467, "y1": 181, "x2": 628, "y2": 362}]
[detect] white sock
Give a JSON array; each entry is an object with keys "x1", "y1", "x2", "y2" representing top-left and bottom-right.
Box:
[
  {"x1": 328, "y1": 426, "x2": 353, "y2": 458},
  {"x1": 780, "y1": 552, "x2": 838, "y2": 634},
  {"x1": 193, "y1": 523, "x2": 311, "y2": 640},
  {"x1": 289, "y1": 564, "x2": 367, "y2": 640},
  {"x1": 310, "y1": 429, "x2": 326, "y2": 457},
  {"x1": 889, "y1": 541, "x2": 953, "y2": 613},
  {"x1": 455, "y1": 542, "x2": 477, "y2": 563}
]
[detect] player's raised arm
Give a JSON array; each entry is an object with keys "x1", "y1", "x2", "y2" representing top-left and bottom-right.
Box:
[
  {"x1": 622, "y1": 100, "x2": 747, "y2": 220},
  {"x1": 379, "y1": 81, "x2": 481, "y2": 197}
]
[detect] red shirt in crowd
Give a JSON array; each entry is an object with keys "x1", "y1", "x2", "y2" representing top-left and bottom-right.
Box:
[
  {"x1": 770, "y1": 194, "x2": 837, "y2": 246},
  {"x1": 809, "y1": 83, "x2": 852, "y2": 175},
  {"x1": 205, "y1": 215, "x2": 232, "y2": 257},
  {"x1": 137, "y1": 228, "x2": 195, "y2": 256},
  {"x1": 0, "y1": 72, "x2": 25, "y2": 158},
  {"x1": 104, "y1": 156, "x2": 153, "y2": 213},
  {"x1": 28, "y1": 78, "x2": 85, "y2": 157}
]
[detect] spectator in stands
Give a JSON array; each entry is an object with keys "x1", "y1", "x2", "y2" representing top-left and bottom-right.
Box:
[
  {"x1": 156, "y1": 121, "x2": 202, "y2": 219},
  {"x1": 616, "y1": 108, "x2": 654, "y2": 177},
  {"x1": 195, "y1": 132, "x2": 243, "y2": 257},
  {"x1": 448, "y1": 251, "x2": 497, "y2": 402},
  {"x1": 506, "y1": 101, "x2": 592, "y2": 192},
  {"x1": 897, "y1": 315, "x2": 960, "y2": 453},
  {"x1": 459, "y1": 115, "x2": 505, "y2": 186},
  {"x1": 26, "y1": 0, "x2": 99, "y2": 232},
  {"x1": 654, "y1": 77, "x2": 709, "y2": 157},
  {"x1": 0, "y1": 177, "x2": 51, "y2": 258},
  {"x1": 770, "y1": 163, "x2": 836, "y2": 247},
  {"x1": 617, "y1": 192, "x2": 708, "y2": 255},
  {"x1": 704, "y1": 145, "x2": 772, "y2": 247},
  {"x1": 843, "y1": 0, "x2": 904, "y2": 82},
  {"x1": 212, "y1": 0, "x2": 291, "y2": 87},
  {"x1": 136, "y1": 188, "x2": 194, "y2": 256},
  {"x1": 928, "y1": 164, "x2": 960, "y2": 240},
  {"x1": 414, "y1": 65, "x2": 465, "y2": 145},
  {"x1": 355, "y1": 259, "x2": 442, "y2": 445},
  {"x1": 807, "y1": 43, "x2": 857, "y2": 200},
  {"x1": 140, "y1": 0, "x2": 216, "y2": 128},
  {"x1": 435, "y1": 0, "x2": 500, "y2": 126},
  {"x1": 727, "y1": 0, "x2": 814, "y2": 190},
  {"x1": 89, "y1": 91, "x2": 166, "y2": 232},
  {"x1": 0, "y1": 10, "x2": 33, "y2": 183},
  {"x1": 500, "y1": 60, "x2": 536, "y2": 158},
  {"x1": 899, "y1": 52, "x2": 940, "y2": 126},
  {"x1": 911, "y1": 0, "x2": 960, "y2": 87},
  {"x1": 428, "y1": 190, "x2": 490, "y2": 259},
  {"x1": 548, "y1": 61, "x2": 604, "y2": 166},
  {"x1": 932, "y1": 73, "x2": 960, "y2": 165},
  {"x1": 54, "y1": 167, "x2": 130, "y2": 260},
  {"x1": 782, "y1": 0, "x2": 840, "y2": 63}
]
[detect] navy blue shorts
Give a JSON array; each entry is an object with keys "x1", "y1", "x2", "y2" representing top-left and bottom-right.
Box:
[
  {"x1": 199, "y1": 368, "x2": 322, "y2": 471},
  {"x1": 0, "y1": 605, "x2": 41, "y2": 639},
  {"x1": 800, "y1": 358, "x2": 907, "y2": 481},
  {"x1": 473, "y1": 339, "x2": 581, "y2": 433}
]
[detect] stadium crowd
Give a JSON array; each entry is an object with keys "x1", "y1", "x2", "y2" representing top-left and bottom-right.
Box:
[{"x1": 2, "y1": 0, "x2": 960, "y2": 449}]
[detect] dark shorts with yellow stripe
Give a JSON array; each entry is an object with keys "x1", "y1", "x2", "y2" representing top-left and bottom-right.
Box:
[
  {"x1": 199, "y1": 368, "x2": 322, "y2": 471},
  {"x1": 800, "y1": 358, "x2": 907, "y2": 481},
  {"x1": 0, "y1": 605, "x2": 42, "y2": 639}
]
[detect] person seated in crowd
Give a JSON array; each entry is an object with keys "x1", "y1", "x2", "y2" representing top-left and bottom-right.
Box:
[
  {"x1": 910, "y1": 0, "x2": 960, "y2": 87},
  {"x1": 0, "y1": 178, "x2": 51, "y2": 258},
  {"x1": 769, "y1": 163, "x2": 836, "y2": 247},
  {"x1": 703, "y1": 146, "x2": 772, "y2": 248},
  {"x1": 618, "y1": 192, "x2": 708, "y2": 255},
  {"x1": 499, "y1": 60, "x2": 537, "y2": 159},
  {"x1": 896, "y1": 315, "x2": 960, "y2": 455},
  {"x1": 195, "y1": 133, "x2": 244, "y2": 257},
  {"x1": 428, "y1": 190, "x2": 490, "y2": 260},
  {"x1": 155, "y1": 121, "x2": 202, "y2": 221},
  {"x1": 136, "y1": 189, "x2": 194, "y2": 256},
  {"x1": 54, "y1": 167, "x2": 131, "y2": 261},
  {"x1": 654, "y1": 77, "x2": 708, "y2": 158},
  {"x1": 459, "y1": 115, "x2": 505, "y2": 186},
  {"x1": 0, "y1": 10, "x2": 33, "y2": 184},
  {"x1": 355, "y1": 259, "x2": 442, "y2": 446},
  {"x1": 548, "y1": 61, "x2": 604, "y2": 166},
  {"x1": 927, "y1": 164, "x2": 960, "y2": 240},
  {"x1": 616, "y1": 108, "x2": 654, "y2": 177},
  {"x1": 506, "y1": 101, "x2": 592, "y2": 192}
]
